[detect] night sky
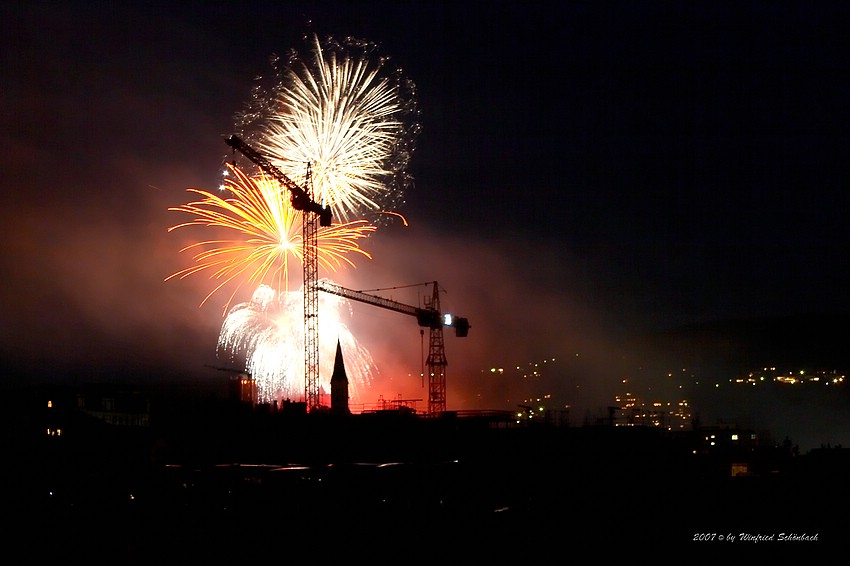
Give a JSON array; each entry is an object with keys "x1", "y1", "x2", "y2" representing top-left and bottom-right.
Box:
[{"x1": 3, "y1": 1, "x2": 850, "y2": 446}]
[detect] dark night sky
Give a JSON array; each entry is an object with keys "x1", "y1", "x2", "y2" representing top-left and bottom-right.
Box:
[{"x1": 3, "y1": 1, "x2": 850, "y2": 446}]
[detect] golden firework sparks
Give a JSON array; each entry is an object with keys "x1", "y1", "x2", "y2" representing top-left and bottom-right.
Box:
[{"x1": 166, "y1": 162, "x2": 376, "y2": 313}]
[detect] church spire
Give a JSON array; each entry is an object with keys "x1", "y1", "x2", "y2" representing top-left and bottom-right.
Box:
[{"x1": 330, "y1": 339, "x2": 349, "y2": 415}]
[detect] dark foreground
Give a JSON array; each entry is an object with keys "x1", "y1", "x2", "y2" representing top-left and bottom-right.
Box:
[{"x1": 2, "y1": 408, "x2": 846, "y2": 559}]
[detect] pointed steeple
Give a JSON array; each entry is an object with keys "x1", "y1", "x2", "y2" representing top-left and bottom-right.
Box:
[{"x1": 330, "y1": 339, "x2": 349, "y2": 415}]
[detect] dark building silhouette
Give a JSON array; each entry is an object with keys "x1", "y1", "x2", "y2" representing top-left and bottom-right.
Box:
[
  {"x1": 330, "y1": 339, "x2": 350, "y2": 415},
  {"x1": 228, "y1": 372, "x2": 256, "y2": 406}
]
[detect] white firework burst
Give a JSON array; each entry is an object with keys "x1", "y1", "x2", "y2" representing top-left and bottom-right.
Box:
[
  {"x1": 236, "y1": 33, "x2": 419, "y2": 224},
  {"x1": 217, "y1": 283, "x2": 376, "y2": 404}
]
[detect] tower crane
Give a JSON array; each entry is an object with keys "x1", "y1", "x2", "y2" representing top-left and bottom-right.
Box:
[
  {"x1": 224, "y1": 134, "x2": 331, "y2": 412},
  {"x1": 318, "y1": 280, "x2": 469, "y2": 415}
]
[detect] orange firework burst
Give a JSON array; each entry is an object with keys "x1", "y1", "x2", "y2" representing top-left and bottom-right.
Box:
[{"x1": 167, "y1": 162, "x2": 376, "y2": 312}]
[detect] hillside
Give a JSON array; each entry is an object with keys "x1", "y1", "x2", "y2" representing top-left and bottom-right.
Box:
[
  {"x1": 631, "y1": 312, "x2": 850, "y2": 375},
  {"x1": 620, "y1": 312, "x2": 850, "y2": 452}
]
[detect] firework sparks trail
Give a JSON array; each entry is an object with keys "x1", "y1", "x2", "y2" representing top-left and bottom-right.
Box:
[
  {"x1": 237, "y1": 33, "x2": 420, "y2": 224},
  {"x1": 166, "y1": 163, "x2": 376, "y2": 313},
  {"x1": 218, "y1": 283, "x2": 376, "y2": 404}
]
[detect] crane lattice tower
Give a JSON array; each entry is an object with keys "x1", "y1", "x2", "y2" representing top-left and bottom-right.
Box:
[
  {"x1": 425, "y1": 283, "x2": 447, "y2": 414},
  {"x1": 302, "y1": 163, "x2": 320, "y2": 410}
]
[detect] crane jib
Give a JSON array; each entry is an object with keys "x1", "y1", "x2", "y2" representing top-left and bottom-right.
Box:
[
  {"x1": 225, "y1": 134, "x2": 332, "y2": 226},
  {"x1": 316, "y1": 281, "x2": 469, "y2": 337}
]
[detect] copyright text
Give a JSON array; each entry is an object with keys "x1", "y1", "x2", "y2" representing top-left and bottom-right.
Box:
[{"x1": 693, "y1": 532, "x2": 819, "y2": 543}]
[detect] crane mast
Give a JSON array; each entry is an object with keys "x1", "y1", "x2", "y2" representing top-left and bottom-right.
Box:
[
  {"x1": 318, "y1": 281, "x2": 469, "y2": 415},
  {"x1": 424, "y1": 282, "x2": 447, "y2": 414},
  {"x1": 302, "y1": 163, "x2": 320, "y2": 411},
  {"x1": 225, "y1": 134, "x2": 330, "y2": 411}
]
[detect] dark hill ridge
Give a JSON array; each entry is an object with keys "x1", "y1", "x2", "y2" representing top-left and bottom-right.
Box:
[{"x1": 633, "y1": 312, "x2": 850, "y2": 374}]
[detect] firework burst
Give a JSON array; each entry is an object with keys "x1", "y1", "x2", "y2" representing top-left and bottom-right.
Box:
[
  {"x1": 166, "y1": 162, "x2": 376, "y2": 313},
  {"x1": 236, "y1": 33, "x2": 420, "y2": 223},
  {"x1": 218, "y1": 283, "x2": 376, "y2": 404}
]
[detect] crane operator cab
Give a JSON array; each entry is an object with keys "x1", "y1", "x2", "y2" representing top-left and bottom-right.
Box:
[{"x1": 443, "y1": 314, "x2": 470, "y2": 338}]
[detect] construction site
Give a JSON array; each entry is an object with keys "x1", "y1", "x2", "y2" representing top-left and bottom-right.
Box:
[{"x1": 219, "y1": 135, "x2": 472, "y2": 417}]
